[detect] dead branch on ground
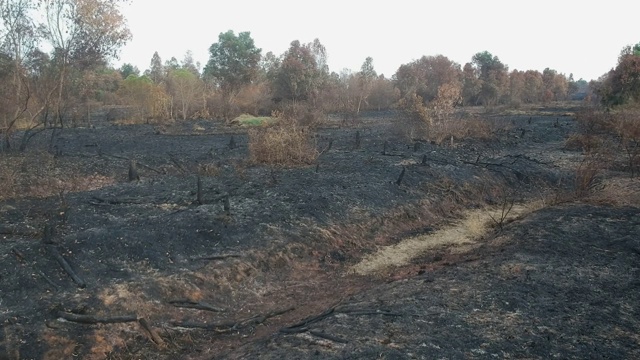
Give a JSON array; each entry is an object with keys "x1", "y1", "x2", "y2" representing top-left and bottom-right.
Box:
[
  {"x1": 46, "y1": 244, "x2": 86, "y2": 288},
  {"x1": 168, "y1": 300, "x2": 224, "y2": 312},
  {"x1": 138, "y1": 318, "x2": 165, "y2": 347},
  {"x1": 172, "y1": 307, "x2": 294, "y2": 332},
  {"x1": 58, "y1": 312, "x2": 137, "y2": 324}
]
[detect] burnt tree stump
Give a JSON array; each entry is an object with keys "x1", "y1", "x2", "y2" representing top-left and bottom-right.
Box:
[{"x1": 128, "y1": 160, "x2": 140, "y2": 182}]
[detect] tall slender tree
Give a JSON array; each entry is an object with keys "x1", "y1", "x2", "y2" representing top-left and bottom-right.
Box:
[
  {"x1": 41, "y1": 0, "x2": 131, "y2": 126},
  {"x1": 204, "y1": 30, "x2": 261, "y2": 121},
  {"x1": 148, "y1": 51, "x2": 163, "y2": 83}
]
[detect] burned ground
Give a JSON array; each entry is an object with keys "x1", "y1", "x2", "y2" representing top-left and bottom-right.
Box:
[
  {"x1": 0, "y1": 107, "x2": 638, "y2": 359},
  {"x1": 230, "y1": 203, "x2": 640, "y2": 359}
]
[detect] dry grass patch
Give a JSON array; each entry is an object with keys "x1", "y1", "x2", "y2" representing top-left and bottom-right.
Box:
[
  {"x1": 564, "y1": 134, "x2": 603, "y2": 153},
  {"x1": 248, "y1": 125, "x2": 318, "y2": 166},
  {"x1": 586, "y1": 177, "x2": 640, "y2": 206},
  {"x1": 428, "y1": 116, "x2": 497, "y2": 145},
  {"x1": 0, "y1": 152, "x2": 115, "y2": 201},
  {"x1": 351, "y1": 201, "x2": 543, "y2": 276}
]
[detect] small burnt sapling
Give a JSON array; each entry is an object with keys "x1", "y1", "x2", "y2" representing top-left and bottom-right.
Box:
[{"x1": 128, "y1": 160, "x2": 140, "y2": 181}]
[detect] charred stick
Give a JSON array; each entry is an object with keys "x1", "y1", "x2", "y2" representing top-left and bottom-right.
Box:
[
  {"x1": 340, "y1": 310, "x2": 403, "y2": 317},
  {"x1": 309, "y1": 330, "x2": 349, "y2": 344},
  {"x1": 396, "y1": 167, "x2": 406, "y2": 186},
  {"x1": 192, "y1": 254, "x2": 242, "y2": 261},
  {"x1": 128, "y1": 160, "x2": 140, "y2": 181},
  {"x1": 171, "y1": 321, "x2": 233, "y2": 332},
  {"x1": 38, "y1": 270, "x2": 59, "y2": 291},
  {"x1": 280, "y1": 305, "x2": 337, "y2": 333},
  {"x1": 46, "y1": 245, "x2": 86, "y2": 288},
  {"x1": 90, "y1": 196, "x2": 143, "y2": 205},
  {"x1": 196, "y1": 176, "x2": 203, "y2": 205},
  {"x1": 168, "y1": 154, "x2": 187, "y2": 174},
  {"x1": 223, "y1": 194, "x2": 231, "y2": 215},
  {"x1": 239, "y1": 307, "x2": 295, "y2": 327},
  {"x1": 11, "y1": 248, "x2": 25, "y2": 262},
  {"x1": 173, "y1": 307, "x2": 293, "y2": 332},
  {"x1": 58, "y1": 312, "x2": 137, "y2": 324},
  {"x1": 168, "y1": 300, "x2": 224, "y2": 312},
  {"x1": 138, "y1": 318, "x2": 165, "y2": 346}
]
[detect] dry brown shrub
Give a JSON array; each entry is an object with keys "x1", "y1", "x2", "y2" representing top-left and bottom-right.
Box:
[
  {"x1": 274, "y1": 102, "x2": 326, "y2": 128},
  {"x1": 428, "y1": 116, "x2": 495, "y2": 145},
  {"x1": 575, "y1": 107, "x2": 613, "y2": 135},
  {"x1": 396, "y1": 94, "x2": 431, "y2": 140},
  {"x1": 248, "y1": 125, "x2": 318, "y2": 166},
  {"x1": 612, "y1": 107, "x2": 640, "y2": 176},
  {"x1": 234, "y1": 82, "x2": 274, "y2": 116},
  {"x1": 587, "y1": 177, "x2": 640, "y2": 206},
  {"x1": 574, "y1": 155, "x2": 603, "y2": 198},
  {"x1": 564, "y1": 134, "x2": 603, "y2": 153},
  {"x1": 397, "y1": 92, "x2": 496, "y2": 144}
]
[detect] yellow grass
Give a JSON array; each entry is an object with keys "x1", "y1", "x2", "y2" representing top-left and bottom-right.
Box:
[
  {"x1": 248, "y1": 125, "x2": 318, "y2": 166},
  {"x1": 351, "y1": 201, "x2": 544, "y2": 275}
]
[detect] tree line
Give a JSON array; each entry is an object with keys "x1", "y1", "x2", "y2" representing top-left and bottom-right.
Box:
[{"x1": 2, "y1": 1, "x2": 635, "y2": 153}]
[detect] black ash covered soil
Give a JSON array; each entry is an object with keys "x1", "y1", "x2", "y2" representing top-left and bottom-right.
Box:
[
  {"x1": 229, "y1": 204, "x2": 640, "y2": 359},
  {"x1": 1, "y1": 108, "x2": 637, "y2": 359}
]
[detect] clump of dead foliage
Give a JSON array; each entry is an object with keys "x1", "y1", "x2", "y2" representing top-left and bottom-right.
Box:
[
  {"x1": 566, "y1": 105, "x2": 640, "y2": 178},
  {"x1": 396, "y1": 93, "x2": 497, "y2": 144},
  {"x1": 248, "y1": 105, "x2": 320, "y2": 166}
]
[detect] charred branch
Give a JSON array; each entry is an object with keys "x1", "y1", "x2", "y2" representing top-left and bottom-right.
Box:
[
  {"x1": 58, "y1": 312, "x2": 137, "y2": 324},
  {"x1": 46, "y1": 244, "x2": 86, "y2": 288}
]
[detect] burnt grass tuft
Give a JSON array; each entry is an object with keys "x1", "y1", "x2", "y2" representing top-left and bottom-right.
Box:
[{"x1": 0, "y1": 108, "x2": 638, "y2": 359}]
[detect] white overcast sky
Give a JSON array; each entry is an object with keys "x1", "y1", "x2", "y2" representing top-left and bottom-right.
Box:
[{"x1": 114, "y1": 0, "x2": 639, "y2": 81}]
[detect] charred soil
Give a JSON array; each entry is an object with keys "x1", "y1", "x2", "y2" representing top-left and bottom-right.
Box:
[{"x1": 0, "y1": 107, "x2": 638, "y2": 359}]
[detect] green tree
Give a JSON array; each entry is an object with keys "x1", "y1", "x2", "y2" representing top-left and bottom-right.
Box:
[
  {"x1": 181, "y1": 50, "x2": 200, "y2": 76},
  {"x1": 471, "y1": 51, "x2": 508, "y2": 106},
  {"x1": 461, "y1": 62, "x2": 480, "y2": 106},
  {"x1": 118, "y1": 74, "x2": 169, "y2": 121},
  {"x1": 272, "y1": 39, "x2": 330, "y2": 107},
  {"x1": 204, "y1": 30, "x2": 261, "y2": 121},
  {"x1": 356, "y1": 56, "x2": 377, "y2": 115},
  {"x1": 164, "y1": 56, "x2": 179, "y2": 72},
  {"x1": 147, "y1": 51, "x2": 163, "y2": 83},
  {"x1": 598, "y1": 42, "x2": 640, "y2": 107},
  {"x1": 167, "y1": 68, "x2": 202, "y2": 120},
  {"x1": 119, "y1": 63, "x2": 139, "y2": 79}
]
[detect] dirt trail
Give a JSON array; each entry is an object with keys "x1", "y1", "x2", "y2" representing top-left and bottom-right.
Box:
[{"x1": 351, "y1": 201, "x2": 544, "y2": 275}]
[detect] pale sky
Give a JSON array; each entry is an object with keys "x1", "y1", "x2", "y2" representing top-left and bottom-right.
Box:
[{"x1": 114, "y1": 0, "x2": 639, "y2": 81}]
